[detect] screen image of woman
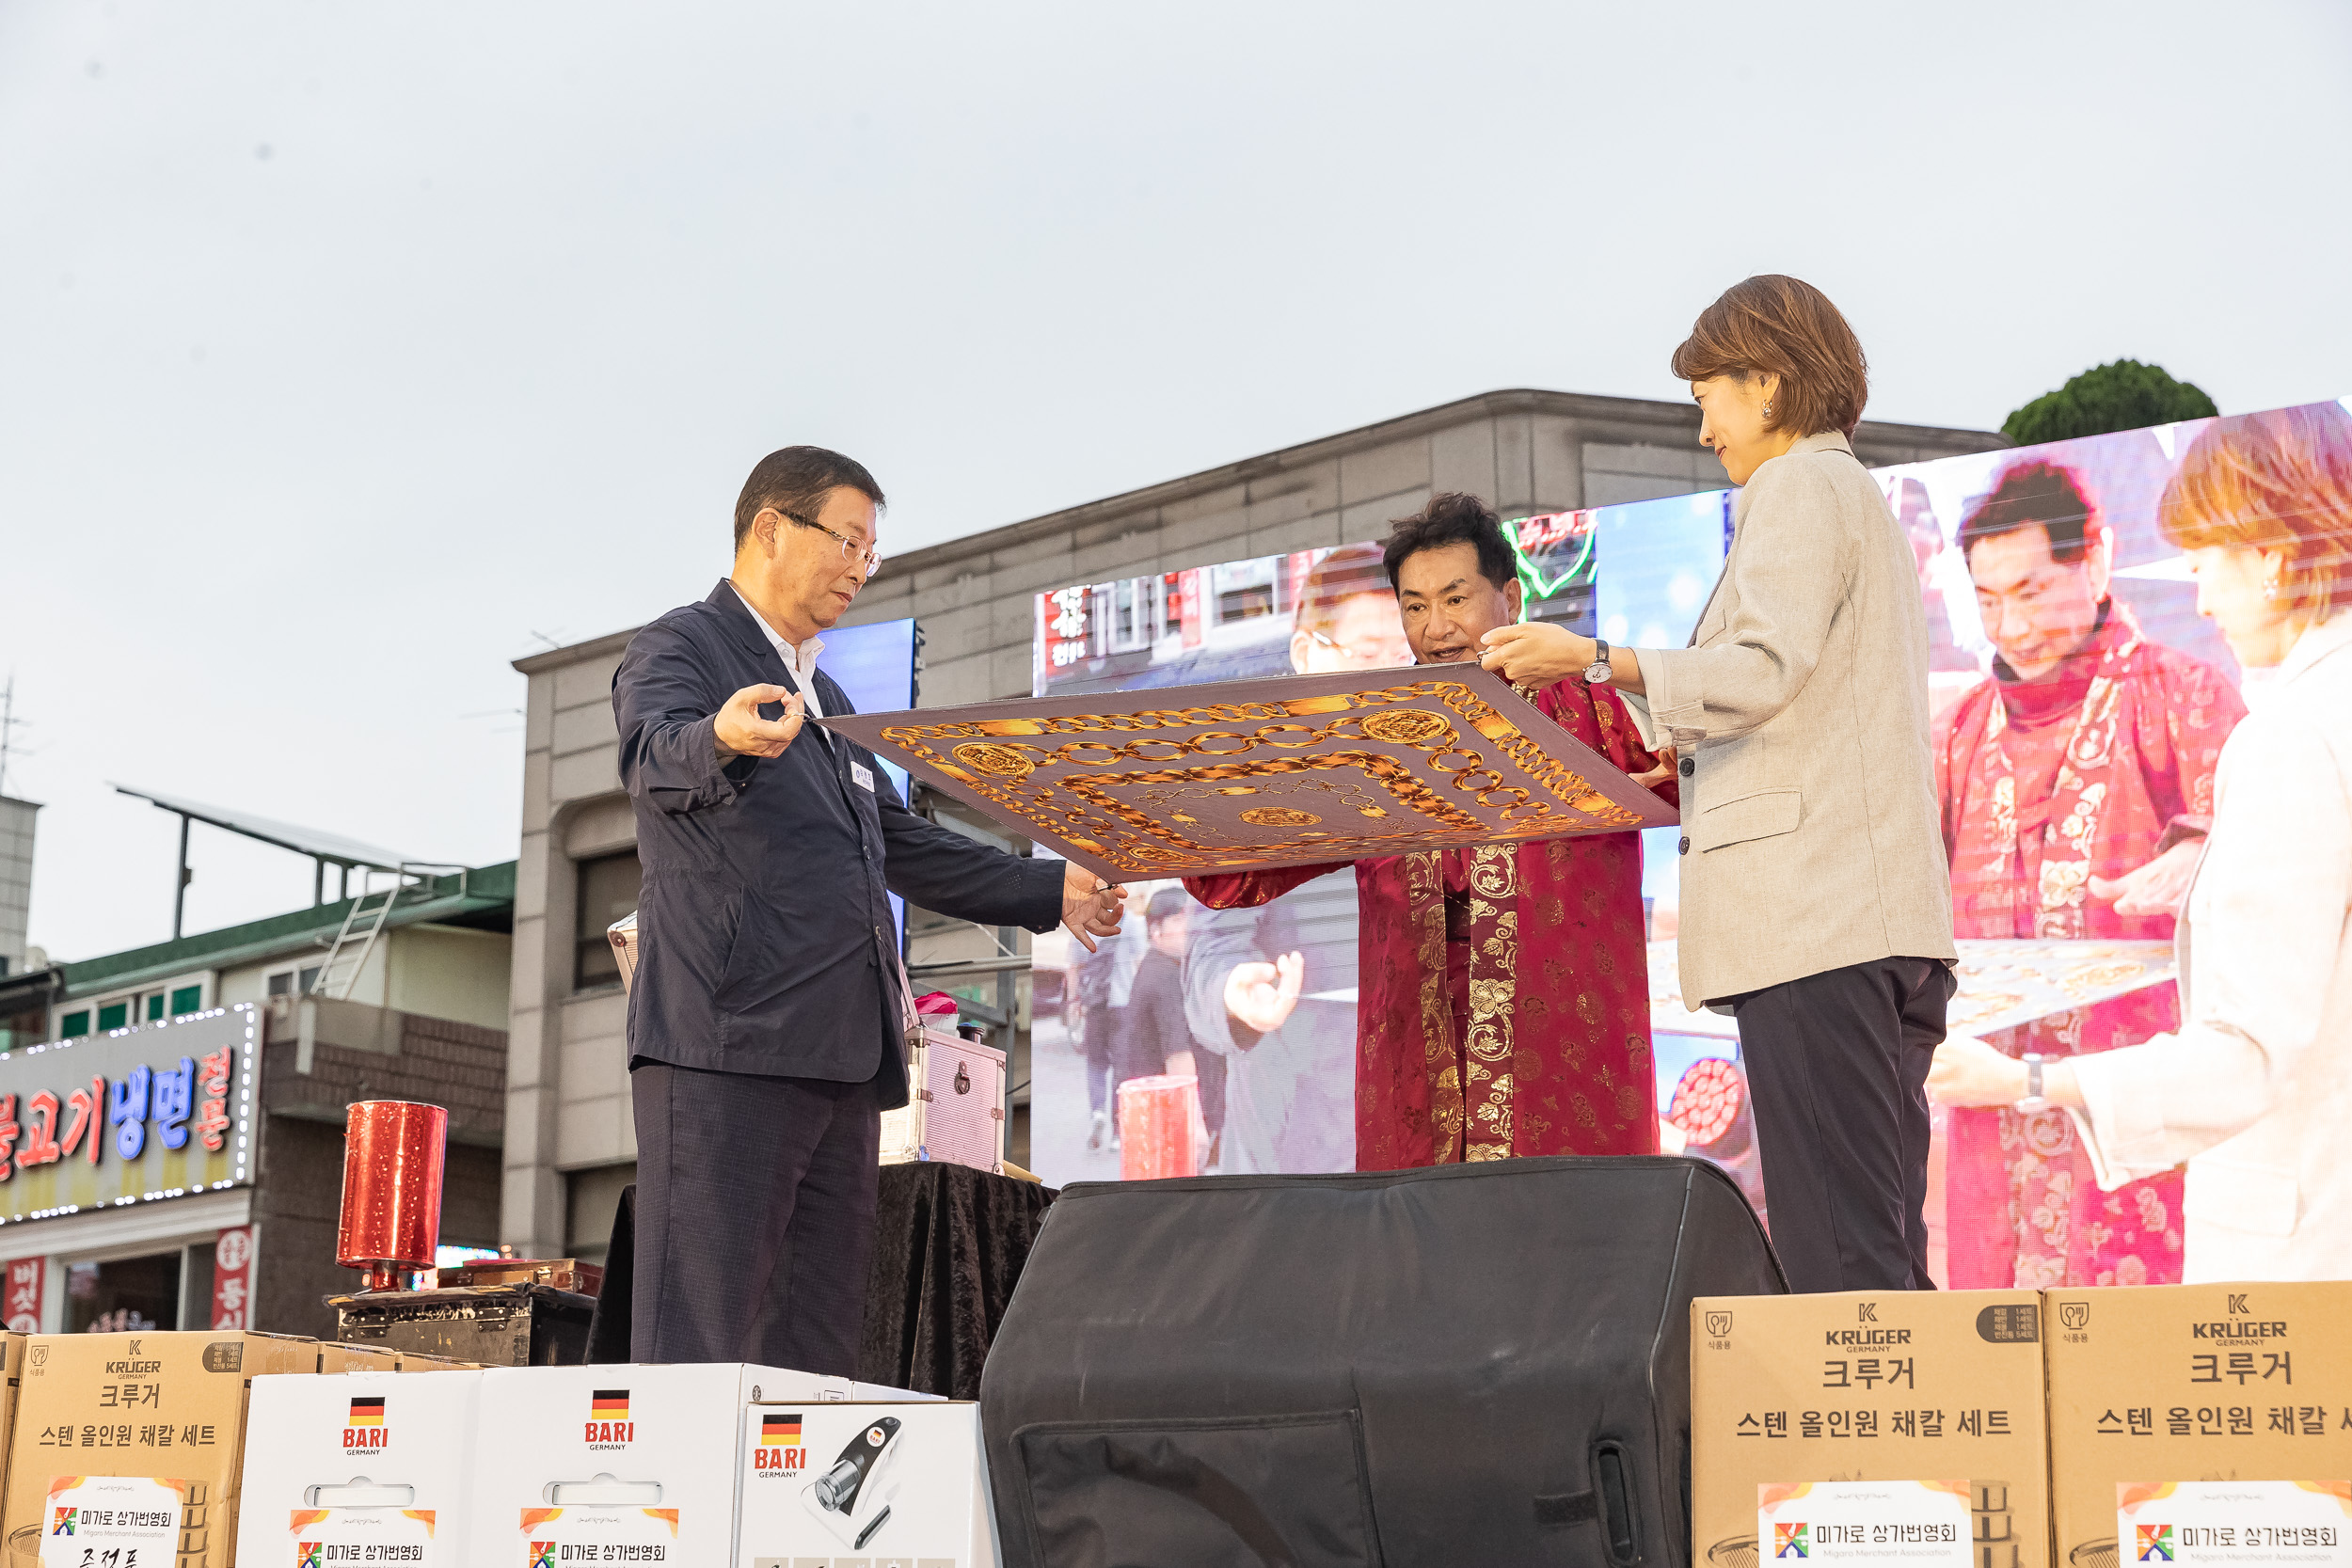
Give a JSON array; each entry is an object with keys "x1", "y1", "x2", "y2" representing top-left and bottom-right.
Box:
[{"x1": 1931, "y1": 404, "x2": 2352, "y2": 1281}]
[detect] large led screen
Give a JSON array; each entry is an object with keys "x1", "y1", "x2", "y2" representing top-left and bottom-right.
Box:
[
  {"x1": 818, "y1": 616, "x2": 917, "y2": 948},
  {"x1": 1025, "y1": 399, "x2": 2352, "y2": 1302}
]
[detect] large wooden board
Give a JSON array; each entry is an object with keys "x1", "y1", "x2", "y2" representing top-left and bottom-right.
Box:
[{"x1": 818, "y1": 663, "x2": 1679, "y2": 881}]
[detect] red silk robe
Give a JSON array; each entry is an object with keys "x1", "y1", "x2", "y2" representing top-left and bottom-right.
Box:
[
  {"x1": 1933, "y1": 602, "x2": 2245, "y2": 1288},
  {"x1": 1187, "y1": 678, "x2": 1673, "y2": 1169}
]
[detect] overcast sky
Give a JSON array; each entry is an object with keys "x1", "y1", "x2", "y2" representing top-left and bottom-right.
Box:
[{"x1": 6, "y1": 0, "x2": 2348, "y2": 962}]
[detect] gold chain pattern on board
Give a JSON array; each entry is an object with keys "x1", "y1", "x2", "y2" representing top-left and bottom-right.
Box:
[{"x1": 875, "y1": 679, "x2": 1644, "y2": 874}]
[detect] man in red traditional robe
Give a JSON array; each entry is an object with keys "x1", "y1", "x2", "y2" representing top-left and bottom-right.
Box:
[
  {"x1": 1186, "y1": 493, "x2": 1676, "y2": 1168},
  {"x1": 1934, "y1": 460, "x2": 2245, "y2": 1289}
]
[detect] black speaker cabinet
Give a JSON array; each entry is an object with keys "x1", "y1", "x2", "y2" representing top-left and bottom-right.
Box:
[{"x1": 980, "y1": 1155, "x2": 1786, "y2": 1568}]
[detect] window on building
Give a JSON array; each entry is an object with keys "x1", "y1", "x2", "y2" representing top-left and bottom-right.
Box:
[
  {"x1": 575, "y1": 850, "x2": 643, "y2": 991},
  {"x1": 145, "y1": 994, "x2": 165, "y2": 1022},
  {"x1": 96, "y1": 1002, "x2": 128, "y2": 1032},
  {"x1": 181, "y1": 1240, "x2": 215, "y2": 1327},
  {"x1": 66, "y1": 1251, "x2": 183, "y2": 1333},
  {"x1": 170, "y1": 984, "x2": 202, "y2": 1015},
  {"x1": 0, "y1": 998, "x2": 47, "y2": 1053},
  {"x1": 59, "y1": 1009, "x2": 88, "y2": 1038},
  {"x1": 265, "y1": 966, "x2": 322, "y2": 998}
]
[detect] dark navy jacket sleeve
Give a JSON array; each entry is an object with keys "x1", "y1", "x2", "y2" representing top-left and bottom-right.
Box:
[
  {"x1": 873, "y1": 768, "x2": 1066, "y2": 934},
  {"x1": 613, "y1": 620, "x2": 757, "y2": 816},
  {"x1": 610, "y1": 582, "x2": 1072, "y2": 1102}
]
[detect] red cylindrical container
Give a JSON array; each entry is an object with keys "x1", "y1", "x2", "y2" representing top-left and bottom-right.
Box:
[
  {"x1": 1118, "y1": 1074, "x2": 1200, "y2": 1181},
  {"x1": 336, "y1": 1100, "x2": 449, "y2": 1291}
]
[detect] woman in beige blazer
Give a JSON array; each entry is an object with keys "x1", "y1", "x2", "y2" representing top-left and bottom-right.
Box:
[
  {"x1": 1931, "y1": 405, "x2": 2352, "y2": 1281},
  {"x1": 1483, "y1": 275, "x2": 1956, "y2": 1292}
]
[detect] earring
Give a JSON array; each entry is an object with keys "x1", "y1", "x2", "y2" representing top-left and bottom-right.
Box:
[
  {"x1": 1762, "y1": 402, "x2": 1773, "y2": 417},
  {"x1": 2264, "y1": 578, "x2": 2280, "y2": 601}
]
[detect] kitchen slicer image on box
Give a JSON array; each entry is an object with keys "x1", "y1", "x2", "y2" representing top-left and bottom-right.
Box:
[{"x1": 801, "y1": 1415, "x2": 904, "y2": 1549}]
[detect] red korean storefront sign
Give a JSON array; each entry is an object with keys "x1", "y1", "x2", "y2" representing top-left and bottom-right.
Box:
[{"x1": 0, "y1": 1005, "x2": 258, "y2": 1230}]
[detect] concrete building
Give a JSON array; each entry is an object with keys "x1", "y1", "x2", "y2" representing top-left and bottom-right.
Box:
[
  {"x1": 839, "y1": 388, "x2": 2008, "y2": 708},
  {"x1": 0, "y1": 863, "x2": 512, "y2": 1339},
  {"x1": 500, "y1": 388, "x2": 2006, "y2": 1258},
  {"x1": 0, "y1": 796, "x2": 34, "y2": 979}
]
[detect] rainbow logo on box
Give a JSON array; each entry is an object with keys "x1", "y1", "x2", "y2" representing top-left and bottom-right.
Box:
[
  {"x1": 1774, "y1": 1523, "x2": 1810, "y2": 1559},
  {"x1": 2137, "y1": 1525, "x2": 2176, "y2": 1562}
]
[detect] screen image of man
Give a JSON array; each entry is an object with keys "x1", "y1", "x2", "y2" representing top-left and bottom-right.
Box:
[
  {"x1": 612, "y1": 445, "x2": 1124, "y2": 1372},
  {"x1": 1121, "y1": 890, "x2": 1194, "y2": 1083},
  {"x1": 1073, "y1": 911, "x2": 1142, "y2": 1151},
  {"x1": 1933, "y1": 458, "x2": 2245, "y2": 1289},
  {"x1": 1187, "y1": 495, "x2": 1677, "y2": 1168},
  {"x1": 1084, "y1": 887, "x2": 1194, "y2": 1153},
  {"x1": 1175, "y1": 544, "x2": 1395, "y2": 1173}
]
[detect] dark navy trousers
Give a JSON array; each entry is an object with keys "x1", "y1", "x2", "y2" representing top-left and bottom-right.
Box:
[
  {"x1": 628, "y1": 1059, "x2": 881, "y2": 1374},
  {"x1": 1730, "y1": 956, "x2": 1956, "y2": 1294}
]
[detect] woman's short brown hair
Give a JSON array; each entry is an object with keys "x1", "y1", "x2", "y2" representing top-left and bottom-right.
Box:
[
  {"x1": 1670, "y1": 275, "x2": 1869, "y2": 438},
  {"x1": 2158, "y1": 404, "x2": 2352, "y2": 618}
]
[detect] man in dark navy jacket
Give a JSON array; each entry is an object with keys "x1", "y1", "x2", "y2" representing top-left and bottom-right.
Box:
[{"x1": 613, "y1": 445, "x2": 1126, "y2": 1372}]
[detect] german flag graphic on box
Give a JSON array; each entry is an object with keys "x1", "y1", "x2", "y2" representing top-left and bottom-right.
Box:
[
  {"x1": 587, "y1": 1388, "x2": 633, "y2": 1445},
  {"x1": 754, "y1": 1411, "x2": 807, "y2": 1472},
  {"x1": 348, "y1": 1396, "x2": 385, "y2": 1426}
]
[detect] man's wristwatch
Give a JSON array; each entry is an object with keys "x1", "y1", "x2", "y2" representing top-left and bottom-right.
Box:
[
  {"x1": 2014, "y1": 1053, "x2": 2048, "y2": 1114},
  {"x1": 1582, "y1": 638, "x2": 1613, "y2": 686}
]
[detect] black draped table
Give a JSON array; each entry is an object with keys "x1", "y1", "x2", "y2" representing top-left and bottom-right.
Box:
[{"x1": 583, "y1": 1162, "x2": 1056, "y2": 1397}]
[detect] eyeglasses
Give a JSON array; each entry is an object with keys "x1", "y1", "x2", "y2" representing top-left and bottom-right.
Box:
[
  {"x1": 1307, "y1": 628, "x2": 1409, "y2": 667},
  {"x1": 778, "y1": 509, "x2": 882, "y2": 577}
]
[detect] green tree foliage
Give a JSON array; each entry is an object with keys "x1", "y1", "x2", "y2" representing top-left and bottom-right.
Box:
[{"x1": 2001, "y1": 359, "x2": 2218, "y2": 447}]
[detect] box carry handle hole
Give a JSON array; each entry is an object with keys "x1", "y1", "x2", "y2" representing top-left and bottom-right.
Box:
[
  {"x1": 546, "y1": 1476, "x2": 663, "y2": 1505},
  {"x1": 304, "y1": 1481, "x2": 416, "y2": 1508}
]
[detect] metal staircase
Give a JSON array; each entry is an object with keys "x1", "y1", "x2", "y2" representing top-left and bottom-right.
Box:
[{"x1": 306, "y1": 863, "x2": 469, "y2": 1001}]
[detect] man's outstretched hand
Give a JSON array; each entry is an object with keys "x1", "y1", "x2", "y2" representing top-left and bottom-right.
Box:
[
  {"x1": 1061, "y1": 863, "x2": 1128, "y2": 953},
  {"x1": 1224, "y1": 951, "x2": 1305, "y2": 1036},
  {"x1": 714, "y1": 684, "x2": 804, "y2": 758}
]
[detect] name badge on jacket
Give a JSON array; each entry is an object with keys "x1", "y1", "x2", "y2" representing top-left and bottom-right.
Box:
[{"x1": 850, "y1": 761, "x2": 876, "y2": 793}]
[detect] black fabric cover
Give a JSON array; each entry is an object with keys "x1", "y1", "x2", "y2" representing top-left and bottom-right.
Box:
[
  {"x1": 582, "y1": 1183, "x2": 635, "y2": 1366},
  {"x1": 588, "y1": 1165, "x2": 1057, "y2": 1394},
  {"x1": 859, "y1": 1160, "x2": 1057, "y2": 1398},
  {"x1": 979, "y1": 1156, "x2": 1787, "y2": 1568}
]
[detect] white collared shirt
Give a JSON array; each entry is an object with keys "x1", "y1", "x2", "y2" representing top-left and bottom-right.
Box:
[{"x1": 730, "y1": 582, "x2": 826, "y2": 718}]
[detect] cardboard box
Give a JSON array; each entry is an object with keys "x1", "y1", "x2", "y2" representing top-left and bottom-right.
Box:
[
  {"x1": 3, "y1": 1330, "x2": 316, "y2": 1568},
  {"x1": 735, "y1": 1401, "x2": 997, "y2": 1567},
  {"x1": 235, "y1": 1367, "x2": 483, "y2": 1566},
  {"x1": 2044, "y1": 1281, "x2": 2352, "y2": 1568},
  {"x1": 1692, "y1": 1291, "x2": 2050, "y2": 1568},
  {"x1": 0, "y1": 1336, "x2": 23, "y2": 1532},
  {"x1": 466, "y1": 1362, "x2": 926, "y2": 1566},
  {"x1": 317, "y1": 1342, "x2": 402, "y2": 1373},
  {"x1": 394, "y1": 1352, "x2": 480, "y2": 1373}
]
